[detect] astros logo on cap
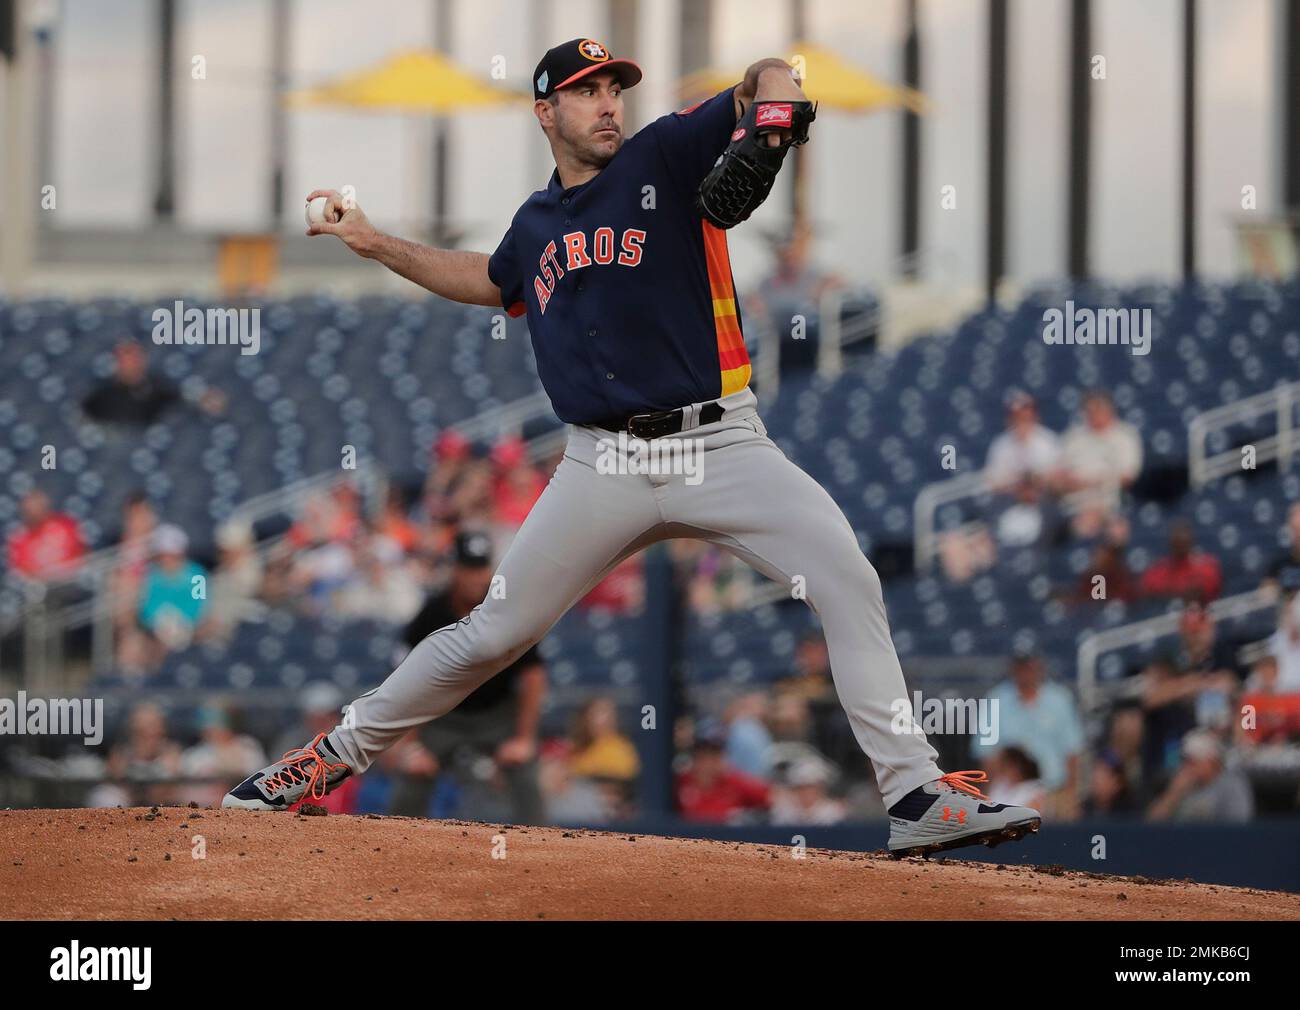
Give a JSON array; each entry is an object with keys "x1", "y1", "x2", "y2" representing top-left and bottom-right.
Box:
[{"x1": 578, "y1": 39, "x2": 610, "y2": 62}]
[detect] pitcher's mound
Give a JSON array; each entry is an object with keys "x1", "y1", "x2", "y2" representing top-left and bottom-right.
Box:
[{"x1": 2, "y1": 807, "x2": 1296, "y2": 920}]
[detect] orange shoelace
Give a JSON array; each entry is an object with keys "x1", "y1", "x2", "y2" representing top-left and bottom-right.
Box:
[
  {"x1": 938, "y1": 770, "x2": 990, "y2": 801},
  {"x1": 261, "y1": 733, "x2": 350, "y2": 801}
]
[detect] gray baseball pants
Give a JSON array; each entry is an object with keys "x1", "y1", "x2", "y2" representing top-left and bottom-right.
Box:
[{"x1": 330, "y1": 389, "x2": 941, "y2": 807}]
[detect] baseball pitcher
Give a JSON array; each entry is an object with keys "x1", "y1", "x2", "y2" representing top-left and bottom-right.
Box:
[{"x1": 225, "y1": 38, "x2": 1041, "y2": 857}]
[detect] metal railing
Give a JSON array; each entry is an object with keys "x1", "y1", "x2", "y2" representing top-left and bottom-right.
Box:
[
  {"x1": 3, "y1": 461, "x2": 383, "y2": 692},
  {"x1": 1189, "y1": 380, "x2": 1300, "y2": 487},
  {"x1": 912, "y1": 471, "x2": 991, "y2": 571},
  {"x1": 1075, "y1": 588, "x2": 1276, "y2": 712}
]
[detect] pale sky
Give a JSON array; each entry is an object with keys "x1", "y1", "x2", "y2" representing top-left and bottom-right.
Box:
[{"x1": 45, "y1": 0, "x2": 1280, "y2": 289}]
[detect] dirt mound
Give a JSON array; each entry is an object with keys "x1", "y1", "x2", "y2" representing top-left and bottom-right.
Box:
[{"x1": 2, "y1": 807, "x2": 1296, "y2": 920}]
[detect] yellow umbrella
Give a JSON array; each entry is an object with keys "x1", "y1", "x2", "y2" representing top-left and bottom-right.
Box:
[
  {"x1": 288, "y1": 50, "x2": 529, "y2": 245},
  {"x1": 288, "y1": 49, "x2": 528, "y2": 112},
  {"x1": 677, "y1": 42, "x2": 927, "y2": 114}
]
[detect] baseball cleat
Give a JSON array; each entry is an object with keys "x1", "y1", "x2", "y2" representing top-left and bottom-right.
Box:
[
  {"x1": 222, "y1": 732, "x2": 352, "y2": 811},
  {"x1": 886, "y1": 770, "x2": 1040, "y2": 858}
]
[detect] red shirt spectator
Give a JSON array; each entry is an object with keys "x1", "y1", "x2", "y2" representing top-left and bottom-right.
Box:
[
  {"x1": 491, "y1": 437, "x2": 545, "y2": 528},
  {"x1": 7, "y1": 491, "x2": 85, "y2": 579},
  {"x1": 580, "y1": 555, "x2": 644, "y2": 613},
  {"x1": 676, "y1": 742, "x2": 770, "y2": 822},
  {"x1": 1140, "y1": 520, "x2": 1222, "y2": 602}
]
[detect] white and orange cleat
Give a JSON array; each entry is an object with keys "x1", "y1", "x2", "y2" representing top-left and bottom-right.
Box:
[
  {"x1": 222, "y1": 732, "x2": 352, "y2": 811},
  {"x1": 887, "y1": 770, "x2": 1041, "y2": 858}
]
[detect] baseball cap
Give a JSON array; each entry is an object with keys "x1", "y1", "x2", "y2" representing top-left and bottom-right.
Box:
[
  {"x1": 300, "y1": 681, "x2": 344, "y2": 716},
  {"x1": 1181, "y1": 729, "x2": 1223, "y2": 762},
  {"x1": 533, "y1": 38, "x2": 642, "y2": 101},
  {"x1": 1004, "y1": 388, "x2": 1035, "y2": 410},
  {"x1": 433, "y1": 428, "x2": 471, "y2": 462},
  {"x1": 786, "y1": 757, "x2": 830, "y2": 787},
  {"x1": 453, "y1": 530, "x2": 494, "y2": 568},
  {"x1": 693, "y1": 718, "x2": 727, "y2": 750},
  {"x1": 152, "y1": 523, "x2": 189, "y2": 555}
]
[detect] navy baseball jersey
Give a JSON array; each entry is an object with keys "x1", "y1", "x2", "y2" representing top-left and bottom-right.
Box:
[{"x1": 487, "y1": 87, "x2": 750, "y2": 426}]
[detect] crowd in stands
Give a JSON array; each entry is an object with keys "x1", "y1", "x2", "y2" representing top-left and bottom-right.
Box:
[
  {"x1": 6, "y1": 341, "x2": 1299, "y2": 827},
  {"x1": 663, "y1": 390, "x2": 1300, "y2": 827}
]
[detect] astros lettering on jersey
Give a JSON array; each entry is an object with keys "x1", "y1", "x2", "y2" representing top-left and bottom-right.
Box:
[{"x1": 488, "y1": 88, "x2": 750, "y2": 426}]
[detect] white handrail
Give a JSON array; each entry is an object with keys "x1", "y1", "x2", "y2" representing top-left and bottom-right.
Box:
[
  {"x1": 913, "y1": 471, "x2": 990, "y2": 570},
  {"x1": 1075, "y1": 588, "x2": 1275, "y2": 712},
  {"x1": 1188, "y1": 380, "x2": 1300, "y2": 487}
]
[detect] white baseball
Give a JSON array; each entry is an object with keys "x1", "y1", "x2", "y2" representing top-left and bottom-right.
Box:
[{"x1": 305, "y1": 195, "x2": 332, "y2": 226}]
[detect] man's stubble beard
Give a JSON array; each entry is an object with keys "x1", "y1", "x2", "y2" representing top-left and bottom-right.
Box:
[{"x1": 555, "y1": 108, "x2": 621, "y2": 170}]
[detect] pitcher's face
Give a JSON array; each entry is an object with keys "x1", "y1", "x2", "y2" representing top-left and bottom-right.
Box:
[{"x1": 546, "y1": 71, "x2": 625, "y2": 169}]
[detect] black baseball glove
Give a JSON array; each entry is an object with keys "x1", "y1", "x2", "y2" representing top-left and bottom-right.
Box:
[{"x1": 696, "y1": 99, "x2": 817, "y2": 230}]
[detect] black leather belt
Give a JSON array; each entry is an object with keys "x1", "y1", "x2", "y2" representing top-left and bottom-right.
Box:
[{"x1": 592, "y1": 401, "x2": 725, "y2": 439}]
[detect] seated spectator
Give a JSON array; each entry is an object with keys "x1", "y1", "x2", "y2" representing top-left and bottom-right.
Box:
[
  {"x1": 199, "y1": 519, "x2": 264, "y2": 641},
  {"x1": 286, "y1": 481, "x2": 363, "y2": 551},
  {"x1": 81, "y1": 340, "x2": 181, "y2": 426},
  {"x1": 88, "y1": 703, "x2": 183, "y2": 808},
  {"x1": 375, "y1": 485, "x2": 420, "y2": 555},
  {"x1": 1268, "y1": 570, "x2": 1300, "y2": 693},
  {"x1": 777, "y1": 634, "x2": 861, "y2": 773},
  {"x1": 983, "y1": 390, "x2": 1061, "y2": 494},
  {"x1": 972, "y1": 652, "x2": 1083, "y2": 817},
  {"x1": 1147, "y1": 729, "x2": 1254, "y2": 822},
  {"x1": 746, "y1": 222, "x2": 844, "y2": 320},
  {"x1": 1139, "y1": 519, "x2": 1222, "y2": 603},
  {"x1": 937, "y1": 523, "x2": 995, "y2": 583},
  {"x1": 1099, "y1": 699, "x2": 1147, "y2": 796},
  {"x1": 119, "y1": 525, "x2": 209, "y2": 671},
  {"x1": 1140, "y1": 607, "x2": 1240, "y2": 788},
  {"x1": 1177, "y1": 602, "x2": 1242, "y2": 730},
  {"x1": 988, "y1": 474, "x2": 1065, "y2": 553},
  {"x1": 1054, "y1": 389, "x2": 1143, "y2": 537},
  {"x1": 419, "y1": 428, "x2": 475, "y2": 526},
  {"x1": 985, "y1": 746, "x2": 1048, "y2": 811},
  {"x1": 289, "y1": 537, "x2": 355, "y2": 615},
  {"x1": 538, "y1": 740, "x2": 618, "y2": 824},
  {"x1": 1262, "y1": 502, "x2": 1300, "y2": 596},
  {"x1": 108, "y1": 492, "x2": 158, "y2": 625},
  {"x1": 178, "y1": 704, "x2": 267, "y2": 808},
  {"x1": 1082, "y1": 749, "x2": 1140, "y2": 816},
  {"x1": 676, "y1": 722, "x2": 770, "y2": 823},
  {"x1": 722, "y1": 693, "x2": 772, "y2": 779},
  {"x1": 1068, "y1": 515, "x2": 1137, "y2": 605},
  {"x1": 769, "y1": 757, "x2": 846, "y2": 825},
  {"x1": 569, "y1": 698, "x2": 641, "y2": 782},
  {"x1": 1236, "y1": 655, "x2": 1300, "y2": 746},
  {"x1": 6, "y1": 489, "x2": 85, "y2": 581},
  {"x1": 333, "y1": 533, "x2": 423, "y2": 623},
  {"x1": 491, "y1": 435, "x2": 545, "y2": 535},
  {"x1": 285, "y1": 485, "x2": 364, "y2": 614},
  {"x1": 779, "y1": 633, "x2": 834, "y2": 703},
  {"x1": 767, "y1": 691, "x2": 815, "y2": 746},
  {"x1": 578, "y1": 554, "x2": 645, "y2": 614},
  {"x1": 939, "y1": 472, "x2": 1065, "y2": 583}
]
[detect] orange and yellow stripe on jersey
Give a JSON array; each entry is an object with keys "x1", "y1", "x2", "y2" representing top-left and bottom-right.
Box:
[{"x1": 701, "y1": 220, "x2": 751, "y2": 397}]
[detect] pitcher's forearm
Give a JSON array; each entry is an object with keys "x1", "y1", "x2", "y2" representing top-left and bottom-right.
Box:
[{"x1": 366, "y1": 234, "x2": 502, "y2": 308}]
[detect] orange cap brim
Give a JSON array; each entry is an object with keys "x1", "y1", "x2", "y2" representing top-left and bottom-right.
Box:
[{"x1": 553, "y1": 58, "x2": 643, "y2": 93}]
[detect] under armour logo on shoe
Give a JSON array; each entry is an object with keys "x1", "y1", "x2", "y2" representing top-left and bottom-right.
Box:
[{"x1": 941, "y1": 805, "x2": 968, "y2": 824}]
